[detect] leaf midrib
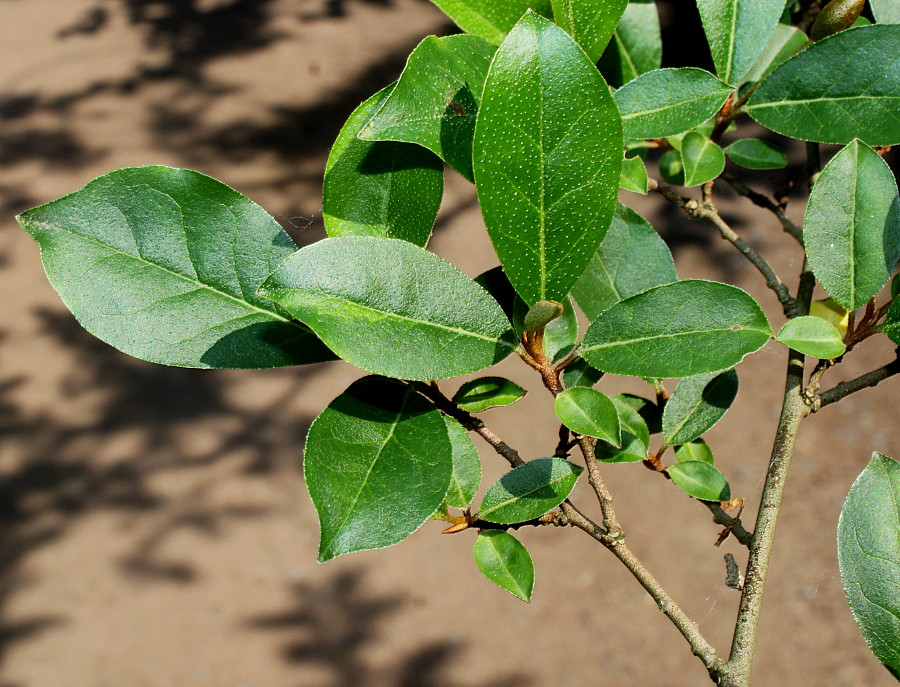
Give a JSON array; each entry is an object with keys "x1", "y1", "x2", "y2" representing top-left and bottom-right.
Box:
[{"x1": 582, "y1": 325, "x2": 768, "y2": 352}]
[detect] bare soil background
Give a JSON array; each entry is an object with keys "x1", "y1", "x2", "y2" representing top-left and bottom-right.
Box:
[{"x1": 0, "y1": 1, "x2": 897, "y2": 685}]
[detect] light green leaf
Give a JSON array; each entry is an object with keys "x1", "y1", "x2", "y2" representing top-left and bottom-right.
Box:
[
  {"x1": 555, "y1": 387, "x2": 621, "y2": 444},
  {"x1": 747, "y1": 25, "x2": 900, "y2": 146},
  {"x1": 443, "y1": 415, "x2": 482, "y2": 509},
  {"x1": 571, "y1": 204, "x2": 677, "y2": 320},
  {"x1": 580, "y1": 280, "x2": 772, "y2": 378},
  {"x1": 871, "y1": 0, "x2": 900, "y2": 23},
  {"x1": 620, "y1": 155, "x2": 649, "y2": 193},
  {"x1": 474, "y1": 11, "x2": 623, "y2": 304},
  {"x1": 697, "y1": 0, "x2": 786, "y2": 83},
  {"x1": 724, "y1": 138, "x2": 788, "y2": 169},
  {"x1": 615, "y1": 68, "x2": 734, "y2": 139},
  {"x1": 562, "y1": 357, "x2": 604, "y2": 388},
  {"x1": 453, "y1": 376, "x2": 527, "y2": 412},
  {"x1": 659, "y1": 149, "x2": 685, "y2": 185},
  {"x1": 305, "y1": 377, "x2": 453, "y2": 562},
  {"x1": 662, "y1": 369, "x2": 739, "y2": 446},
  {"x1": 324, "y1": 87, "x2": 444, "y2": 245},
  {"x1": 675, "y1": 439, "x2": 715, "y2": 464},
  {"x1": 259, "y1": 237, "x2": 517, "y2": 381},
  {"x1": 741, "y1": 23, "x2": 809, "y2": 85},
  {"x1": 803, "y1": 140, "x2": 900, "y2": 310},
  {"x1": 16, "y1": 166, "x2": 335, "y2": 370},
  {"x1": 359, "y1": 35, "x2": 496, "y2": 181},
  {"x1": 776, "y1": 316, "x2": 847, "y2": 359},
  {"x1": 883, "y1": 299, "x2": 900, "y2": 345},
  {"x1": 681, "y1": 132, "x2": 726, "y2": 186},
  {"x1": 667, "y1": 461, "x2": 731, "y2": 501},
  {"x1": 598, "y1": 0, "x2": 662, "y2": 87},
  {"x1": 551, "y1": 0, "x2": 628, "y2": 62},
  {"x1": 837, "y1": 452, "x2": 900, "y2": 678},
  {"x1": 473, "y1": 531, "x2": 535, "y2": 602},
  {"x1": 479, "y1": 457, "x2": 583, "y2": 524},
  {"x1": 427, "y1": 0, "x2": 552, "y2": 44}
]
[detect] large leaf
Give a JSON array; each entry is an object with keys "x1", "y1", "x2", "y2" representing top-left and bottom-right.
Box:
[
  {"x1": 259, "y1": 237, "x2": 517, "y2": 381},
  {"x1": 696, "y1": 0, "x2": 786, "y2": 84},
  {"x1": 427, "y1": 0, "x2": 552, "y2": 44},
  {"x1": 305, "y1": 377, "x2": 453, "y2": 562},
  {"x1": 580, "y1": 280, "x2": 772, "y2": 378},
  {"x1": 359, "y1": 35, "x2": 496, "y2": 181},
  {"x1": 614, "y1": 68, "x2": 734, "y2": 139},
  {"x1": 883, "y1": 299, "x2": 900, "y2": 346},
  {"x1": 473, "y1": 11, "x2": 623, "y2": 305},
  {"x1": 803, "y1": 140, "x2": 900, "y2": 310},
  {"x1": 479, "y1": 457, "x2": 583, "y2": 524},
  {"x1": 571, "y1": 204, "x2": 677, "y2": 320},
  {"x1": 551, "y1": 0, "x2": 628, "y2": 62},
  {"x1": 598, "y1": 0, "x2": 662, "y2": 88},
  {"x1": 871, "y1": 0, "x2": 900, "y2": 23},
  {"x1": 324, "y1": 87, "x2": 444, "y2": 245},
  {"x1": 443, "y1": 415, "x2": 482, "y2": 509},
  {"x1": 837, "y1": 453, "x2": 900, "y2": 678},
  {"x1": 473, "y1": 531, "x2": 535, "y2": 602},
  {"x1": 741, "y1": 23, "x2": 809, "y2": 85},
  {"x1": 747, "y1": 25, "x2": 900, "y2": 146},
  {"x1": 16, "y1": 166, "x2": 334, "y2": 369},
  {"x1": 662, "y1": 369, "x2": 739, "y2": 446}
]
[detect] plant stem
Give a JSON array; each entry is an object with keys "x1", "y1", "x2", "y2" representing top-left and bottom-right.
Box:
[
  {"x1": 816, "y1": 353, "x2": 900, "y2": 409},
  {"x1": 721, "y1": 174, "x2": 803, "y2": 244}
]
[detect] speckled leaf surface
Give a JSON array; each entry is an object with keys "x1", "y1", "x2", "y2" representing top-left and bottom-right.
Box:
[
  {"x1": 662, "y1": 369, "x2": 739, "y2": 446},
  {"x1": 598, "y1": 0, "x2": 662, "y2": 87},
  {"x1": 551, "y1": 0, "x2": 628, "y2": 62},
  {"x1": 474, "y1": 11, "x2": 623, "y2": 305},
  {"x1": 443, "y1": 415, "x2": 482, "y2": 509},
  {"x1": 697, "y1": 0, "x2": 785, "y2": 83},
  {"x1": 479, "y1": 457, "x2": 583, "y2": 524},
  {"x1": 427, "y1": 0, "x2": 552, "y2": 44},
  {"x1": 473, "y1": 531, "x2": 535, "y2": 601}
]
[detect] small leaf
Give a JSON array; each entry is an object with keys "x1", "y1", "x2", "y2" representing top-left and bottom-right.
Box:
[
  {"x1": 453, "y1": 376, "x2": 527, "y2": 412},
  {"x1": 675, "y1": 440, "x2": 715, "y2": 464},
  {"x1": 681, "y1": 132, "x2": 726, "y2": 187},
  {"x1": 555, "y1": 388, "x2": 621, "y2": 445},
  {"x1": 479, "y1": 457, "x2": 583, "y2": 524},
  {"x1": 724, "y1": 139, "x2": 788, "y2": 170},
  {"x1": 893, "y1": 274, "x2": 900, "y2": 299},
  {"x1": 473, "y1": 531, "x2": 535, "y2": 602},
  {"x1": 741, "y1": 23, "x2": 809, "y2": 85},
  {"x1": 837, "y1": 453, "x2": 900, "y2": 677},
  {"x1": 667, "y1": 461, "x2": 731, "y2": 501},
  {"x1": 562, "y1": 357, "x2": 604, "y2": 388},
  {"x1": 523, "y1": 300, "x2": 564, "y2": 332},
  {"x1": 598, "y1": 0, "x2": 662, "y2": 87},
  {"x1": 810, "y1": 0, "x2": 865, "y2": 41},
  {"x1": 658, "y1": 149, "x2": 685, "y2": 185},
  {"x1": 616, "y1": 393, "x2": 663, "y2": 435},
  {"x1": 609, "y1": 393, "x2": 650, "y2": 447},
  {"x1": 697, "y1": 0, "x2": 786, "y2": 83},
  {"x1": 871, "y1": 0, "x2": 900, "y2": 23},
  {"x1": 596, "y1": 433, "x2": 647, "y2": 463},
  {"x1": 881, "y1": 299, "x2": 900, "y2": 345},
  {"x1": 662, "y1": 369, "x2": 739, "y2": 446},
  {"x1": 776, "y1": 316, "x2": 847, "y2": 359},
  {"x1": 551, "y1": 0, "x2": 628, "y2": 62},
  {"x1": 443, "y1": 416, "x2": 482, "y2": 509},
  {"x1": 543, "y1": 297, "x2": 580, "y2": 363},
  {"x1": 580, "y1": 280, "x2": 772, "y2": 378},
  {"x1": 620, "y1": 155, "x2": 649, "y2": 194},
  {"x1": 427, "y1": 0, "x2": 552, "y2": 44}
]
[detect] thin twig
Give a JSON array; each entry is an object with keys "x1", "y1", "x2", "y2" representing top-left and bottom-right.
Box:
[
  {"x1": 706, "y1": 502, "x2": 753, "y2": 548},
  {"x1": 815, "y1": 354, "x2": 900, "y2": 410},
  {"x1": 721, "y1": 174, "x2": 803, "y2": 244}
]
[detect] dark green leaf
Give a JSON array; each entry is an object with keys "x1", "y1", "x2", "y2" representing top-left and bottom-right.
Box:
[
  {"x1": 260, "y1": 237, "x2": 517, "y2": 381},
  {"x1": 620, "y1": 155, "x2": 649, "y2": 194},
  {"x1": 697, "y1": 0, "x2": 786, "y2": 83},
  {"x1": 884, "y1": 300, "x2": 900, "y2": 345},
  {"x1": 479, "y1": 457, "x2": 583, "y2": 523},
  {"x1": 580, "y1": 280, "x2": 771, "y2": 378},
  {"x1": 473, "y1": 530, "x2": 535, "y2": 601},
  {"x1": 474, "y1": 11, "x2": 623, "y2": 304},
  {"x1": 659, "y1": 149, "x2": 685, "y2": 185},
  {"x1": 871, "y1": 0, "x2": 900, "y2": 23},
  {"x1": 427, "y1": 0, "x2": 553, "y2": 44},
  {"x1": 562, "y1": 357, "x2": 604, "y2": 387},
  {"x1": 609, "y1": 393, "x2": 651, "y2": 446},
  {"x1": 893, "y1": 274, "x2": 900, "y2": 299},
  {"x1": 551, "y1": 0, "x2": 628, "y2": 62},
  {"x1": 776, "y1": 316, "x2": 847, "y2": 359},
  {"x1": 675, "y1": 440, "x2": 715, "y2": 464},
  {"x1": 667, "y1": 461, "x2": 731, "y2": 501},
  {"x1": 598, "y1": 0, "x2": 662, "y2": 88},
  {"x1": 305, "y1": 377, "x2": 453, "y2": 562},
  {"x1": 16, "y1": 166, "x2": 334, "y2": 369},
  {"x1": 681, "y1": 132, "x2": 726, "y2": 186},
  {"x1": 837, "y1": 453, "x2": 900, "y2": 677},
  {"x1": 616, "y1": 393, "x2": 663, "y2": 434},
  {"x1": 741, "y1": 23, "x2": 809, "y2": 85},
  {"x1": 596, "y1": 432, "x2": 647, "y2": 462},
  {"x1": 724, "y1": 138, "x2": 788, "y2": 170},
  {"x1": 474, "y1": 266, "x2": 520, "y2": 323},
  {"x1": 453, "y1": 376, "x2": 527, "y2": 412},
  {"x1": 555, "y1": 387, "x2": 621, "y2": 444},
  {"x1": 662, "y1": 369, "x2": 739, "y2": 446},
  {"x1": 443, "y1": 415, "x2": 482, "y2": 508}
]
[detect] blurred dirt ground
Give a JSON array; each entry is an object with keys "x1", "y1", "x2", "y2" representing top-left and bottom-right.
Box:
[{"x1": 0, "y1": 1, "x2": 897, "y2": 686}]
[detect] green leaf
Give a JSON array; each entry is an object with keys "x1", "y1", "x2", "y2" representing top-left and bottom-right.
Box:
[
  {"x1": 659, "y1": 149, "x2": 685, "y2": 185},
  {"x1": 616, "y1": 393, "x2": 663, "y2": 435},
  {"x1": 747, "y1": 25, "x2": 900, "y2": 146},
  {"x1": 871, "y1": 0, "x2": 900, "y2": 23},
  {"x1": 16, "y1": 166, "x2": 335, "y2": 370},
  {"x1": 551, "y1": 0, "x2": 628, "y2": 62},
  {"x1": 542, "y1": 297, "x2": 580, "y2": 362},
  {"x1": 427, "y1": 0, "x2": 553, "y2": 44},
  {"x1": 596, "y1": 393, "x2": 650, "y2": 463},
  {"x1": 803, "y1": 140, "x2": 900, "y2": 310},
  {"x1": 359, "y1": 35, "x2": 496, "y2": 181},
  {"x1": 883, "y1": 299, "x2": 900, "y2": 345},
  {"x1": 305, "y1": 377, "x2": 453, "y2": 562},
  {"x1": 776, "y1": 316, "x2": 847, "y2": 359},
  {"x1": 474, "y1": 11, "x2": 623, "y2": 305},
  {"x1": 893, "y1": 274, "x2": 900, "y2": 300},
  {"x1": 662, "y1": 369, "x2": 739, "y2": 446},
  {"x1": 571, "y1": 204, "x2": 677, "y2": 320},
  {"x1": 555, "y1": 387, "x2": 621, "y2": 444},
  {"x1": 724, "y1": 138, "x2": 788, "y2": 169},
  {"x1": 667, "y1": 461, "x2": 731, "y2": 501},
  {"x1": 596, "y1": 433, "x2": 647, "y2": 463},
  {"x1": 837, "y1": 453, "x2": 900, "y2": 678},
  {"x1": 697, "y1": 0, "x2": 786, "y2": 84},
  {"x1": 479, "y1": 457, "x2": 583, "y2": 523},
  {"x1": 675, "y1": 439, "x2": 715, "y2": 464},
  {"x1": 443, "y1": 415, "x2": 482, "y2": 509},
  {"x1": 324, "y1": 87, "x2": 444, "y2": 245},
  {"x1": 598, "y1": 0, "x2": 662, "y2": 88},
  {"x1": 580, "y1": 280, "x2": 772, "y2": 378},
  {"x1": 523, "y1": 300, "x2": 564, "y2": 331},
  {"x1": 620, "y1": 155, "x2": 649, "y2": 194},
  {"x1": 681, "y1": 132, "x2": 726, "y2": 186},
  {"x1": 614, "y1": 68, "x2": 734, "y2": 139},
  {"x1": 473, "y1": 530, "x2": 535, "y2": 602},
  {"x1": 741, "y1": 23, "x2": 809, "y2": 85},
  {"x1": 453, "y1": 376, "x2": 527, "y2": 412},
  {"x1": 562, "y1": 357, "x2": 604, "y2": 387},
  {"x1": 259, "y1": 237, "x2": 517, "y2": 381}
]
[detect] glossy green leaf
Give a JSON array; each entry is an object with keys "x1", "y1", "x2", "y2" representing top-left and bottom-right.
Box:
[
  {"x1": 803, "y1": 140, "x2": 900, "y2": 310},
  {"x1": 598, "y1": 0, "x2": 662, "y2": 87},
  {"x1": 614, "y1": 68, "x2": 734, "y2": 139},
  {"x1": 617, "y1": 393, "x2": 663, "y2": 435},
  {"x1": 478, "y1": 457, "x2": 583, "y2": 524},
  {"x1": 659, "y1": 149, "x2": 685, "y2": 185},
  {"x1": 741, "y1": 23, "x2": 808, "y2": 85},
  {"x1": 837, "y1": 453, "x2": 900, "y2": 678},
  {"x1": 453, "y1": 376, "x2": 527, "y2": 412},
  {"x1": 443, "y1": 415, "x2": 482, "y2": 509},
  {"x1": 871, "y1": 0, "x2": 900, "y2": 23},
  {"x1": 697, "y1": 0, "x2": 786, "y2": 83},
  {"x1": 662, "y1": 369, "x2": 739, "y2": 446},
  {"x1": 542, "y1": 297, "x2": 580, "y2": 362},
  {"x1": 562, "y1": 357, "x2": 604, "y2": 387},
  {"x1": 16, "y1": 166, "x2": 335, "y2": 370},
  {"x1": 474, "y1": 11, "x2": 623, "y2": 305},
  {"x1": 681, "y1": 132, "x2": 726, "y2": 186},
  {"x1": 555, "y1": 387, "x2": 621, "y2": 444},
  {"x1": 473, "y1": 530, "x2": 535, "y2": 602},
  {"x1": 581, "y1": 280, "x2": 771, "y2": 378},
  {"x1": 747, "y1": 25, "x2": 900, "y2": 146},
  {"x1": 883, "y1": 299, "x2": 900, "y2": 346},
  {"x1": 359, "y1": 35, "x2": 496, "y2": 181},
  {"x1": 260, "y1": 237, "x2": 517, "y2": 381},
  {"x1": 551, "y1": 0, "x2": 628, "y2": 62},
  {"x1": 324, "y1": 87, "x2": 444, "y2": 245},
  {"x1": 596, "y1": 393, "x2": 650, "y2": 463},
  {"x1": 675, "y1": 439, "x2": 715, "y2": 464},
  {"x1": 724, "y1": 138, "x2": 788, "y2": 169},
  {"x1": 620, "y1": 155, "x2": 649, "y2": 193},
  {"x1": 428, "y1": 0, "x2": 552, "y2": 44},
  {"x1": 667, "y1": 461, "x2": 731, "y2": 501},
  {"x1": 776, "y1": 316, "x2": 847, "y2": 359},
  {"x1": 571, "y1": 204, "x2": 677, "y2": 320},
  {"x1": 305, "y1": 377, "x2": 453, "y2": 562}
]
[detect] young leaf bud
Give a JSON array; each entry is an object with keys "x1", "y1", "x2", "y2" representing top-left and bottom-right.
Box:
[
  {"x1": 523, "y1": 300, "x2": 564, "y2": 332},
  {"x1": 810, "y1": 0, "x2": 865, "y2": 41}
]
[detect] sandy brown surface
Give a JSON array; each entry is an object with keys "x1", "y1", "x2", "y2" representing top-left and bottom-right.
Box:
[{"x1": 0, "y1": 2, "x2": 897, "y2": 686}]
